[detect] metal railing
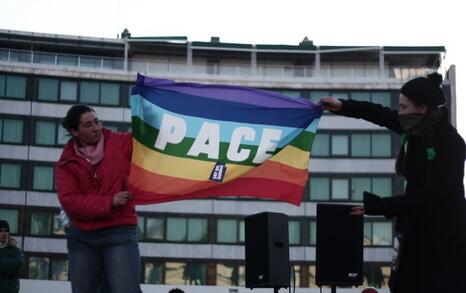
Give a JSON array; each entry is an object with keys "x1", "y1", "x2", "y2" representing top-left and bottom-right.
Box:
[{"x1": 0, "y1": 48, "x2": 437, "y2": 82}]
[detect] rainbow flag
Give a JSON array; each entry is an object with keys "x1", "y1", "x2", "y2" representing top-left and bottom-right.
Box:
[{"x1": 128, "y1": 74, "x2": 323, "y2": 205}]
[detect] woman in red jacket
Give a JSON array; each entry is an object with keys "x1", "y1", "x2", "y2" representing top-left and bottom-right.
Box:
[{"x1": 55, "y1": 105, "x2": 141, "y2": 293}]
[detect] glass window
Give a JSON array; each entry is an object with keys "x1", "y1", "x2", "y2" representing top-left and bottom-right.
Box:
[
  {"x1": 351, "y1": 91, "x2": 371, "y2": 102},
  {"x1": 331, "y1": 135, "x2": 348, "y2": 155},
  {"x1": 6, "y1": 75, "x2": 26, "y2": 99},
  {"x1": 29, "y1": 257, "x2": 50, "y2": 279},
  {"x1": 144, "y1": 262, "x2": 163, "y2": 284},
  {"x1": 217, "y1": 219, "x2": 237, "y2": 243},
  {"x1": 289, "y1": 221, "x2": 300, "y2": 245},
  {"x1": 372, "y1": 222, "x2": 392, "y2": 245},
  {"x1": 80, "y1": 56, "x2": 98, "y2": 68},
  {"x1": 165, "y1": 262, "x2": 185, "y2": 285},
  {"x1": 216, "y1": 264, "x2": 240, "y2": 286},
  {"x1": 166, "y1": 218, "x2": 187, "y2": 242},
  {"x1": 182, "y1": 263, "x2": 207, "y2": 285},
  {"x1": 2, "y1": 119, "x2": 23, "y2": 143},
  {"x1": 332, "y1": 92, "x2": 349, "y2": 100},
  {"x1": 146, "y1": 217, "x2": 164, "y2": 240},
  {"x1": 60, "y1": 81, "x2": 78, "y2": 101},
  {"x1": 38, "y1": 78, "x2": 59, "y2": 101},
  {"x1": 0, "y1": 209, "x2": 19, "y2": 234},
  {"x1": 53, "y1": 213, "x2": 65, "y2": 235},
  {"x1": 363, "y1": 262, "x2": 390, "y2": 288},
  {"x1": 0, "y1": 119, "x2": 2, "y2": 140},
  {"x1": 58, "y1": 55, "x2": 77, "y2": 66},
  {"x1": 187, "y1": 218, "x2": 207, "y2": 242},
  {"x1": 310, "y1": 220, "x2": 317, "y2": 245},
  {"x1": 57, "y1": 126, "x2": 70, "y2": 145},
  {"x1": 0, "y1": 74, "x2": 5, "y2": 96},
  {"x1": 309, "y1": 177, "x2": 330, "y2": 200},
  {"x1": 239, "y1": 220, "x2": 245, "y2": 242},
  {"x1": 372, "y1": 178, "x2": 392, "y2": 197},
  {"x1": 36, "y1": 121, "x2": 56, "y2": 145},
  {"x1": 80, "y1": 81, "x2": 99, "y2": 104},
  {"x1": 50, "y1": 259, "x2": 68, "y2": 281},
  {"x1": 0, "y1": 163, "x2": 21, "y2": 188},
  {"x1": 137, "y1": 216, "x2": 145, "y2": 238},
  {"x1": 312, "y1": 134, "x2": 329, "y2": 156},
  {"x1": 310, "y1": 91, "x2": 329, "y2": 103},
  {"x1": 33, "y1": 165, "x2": 54, "y2": 191},
  {"x1": 332, "y1": 178, "x2": 349, "y2": 200},
  {"x1": 31, "y1": 211, "x2": 53, "y2": 235},
  {"x1": 280, "y1": 90, "x2": 301, "y2": 99},
  {"x1": 352, "y1": 177, "x2": 371, "y2": 201},
  {"x1": 372, "y1": 92, "x2": 391, "y2": 107},
  {"x1": 372, "y1": 134, "x2": 391, "y2": 157},
  {"x1": 351, "y1": 134, "x2": 371, "y2": 157},
  {"x1": 100, "y1": 83, "x2": 120, "y2": 105},
  {"x1": 364, "y1": 222, "x2": 372, "y2": 245}
]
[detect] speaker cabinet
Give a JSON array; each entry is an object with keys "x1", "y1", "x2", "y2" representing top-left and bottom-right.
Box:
[
  {"x1": 245, "y1": 212, "x2": 290, "y2": 289},
  {"x1": 316, "y1": 204, "x2": 363, "y2": 286}
]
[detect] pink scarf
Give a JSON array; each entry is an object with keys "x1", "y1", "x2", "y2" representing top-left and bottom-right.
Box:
[{"x1": 73, "y1": 135, "x2": 105, "y2": 165}]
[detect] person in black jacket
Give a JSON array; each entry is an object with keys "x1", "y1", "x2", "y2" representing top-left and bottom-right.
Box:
[
  {"x1": 320, "y1": 72, "x2": 466, "y2": 293},
  {"x1": 0, "y1": 220, "x2": 23, "y2": 293}
]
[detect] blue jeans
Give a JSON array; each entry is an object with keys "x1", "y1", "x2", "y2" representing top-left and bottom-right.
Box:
[{"x1": 66, "y1": 225, "x2": 142, "y2": 293}]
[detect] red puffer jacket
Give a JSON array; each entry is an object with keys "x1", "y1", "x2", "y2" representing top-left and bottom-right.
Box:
[{"x1": 55, "y1": 128, "x2": 137, "y2": 230}]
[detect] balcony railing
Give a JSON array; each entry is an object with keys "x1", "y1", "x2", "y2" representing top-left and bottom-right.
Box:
[{"x1": 0, "y1": 48, "x2": 436, "y2": 82}]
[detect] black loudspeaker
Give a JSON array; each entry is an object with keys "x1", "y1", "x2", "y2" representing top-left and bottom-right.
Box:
[
  {"x1": 245, "y1": 212, "x2": 290, "y2": 289},
  {"x1": 316, "y1": 204, "x2": 363, "y2": 286}
]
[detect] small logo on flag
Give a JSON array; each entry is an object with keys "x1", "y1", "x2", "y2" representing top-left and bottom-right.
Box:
[{"x1": 210, "y1": 162, "x2": 227, "y2": 182}]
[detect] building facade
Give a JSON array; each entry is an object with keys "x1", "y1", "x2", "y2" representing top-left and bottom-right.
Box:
[{"x1": 0, "y1": 28, "x2": 454, "y2": 292}]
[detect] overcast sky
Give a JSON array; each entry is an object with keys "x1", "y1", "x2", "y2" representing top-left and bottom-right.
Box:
[{"x1": 1, "y1": 0, "x2": 464, "y2": 137}]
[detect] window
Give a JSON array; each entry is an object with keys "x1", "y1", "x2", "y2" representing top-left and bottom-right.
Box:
[
  {"x1": 217, "y1": 219, "x2": 237, "y2": 243},
  {"x1": 80, "y1": 81, "x2": 120, "y2": 105},
  {"x1": 311, "y1": 175, "x2": 392, "y2": 201},
  {"x1": 280, "y1": 90, "x2": 302, "y2": 99},
  {"x1": 30, "y1": 210, "x2": 64, "y2": 236},
  {"x1": 60, "y1": 81, "x2": 78, "y2": 101},
  {"x1": 0, "y1": 75, "x2": 27, "y2": 99},
  {"x1": 351, "y1": 91, "x2": 392, "y2": 108},
  {"x1": 166, "y1": 217, "x2": 207, "y2": 242},
  {"x1": 313, "y1": 132, "x2": 392, "y2": 158},
  {"x1": 146, "y1": 217, "x2": 164, "y2": 240},
  {"x1": 0, "y1": 208, "x2": 19, "y2": 234},
  {"x1": 332, "y1": 178, "x2": 349, "y2": 200},
  {"x1": 32, "y1": 165, "x2": 55, "y2": 191},
  {"x1": 331, "y1": 135, "x2": 348, "y2": 155},
  {"x1": 309, "y1": 177, "x2": 330, "y2": 200},
  {"x1": 28, "y1": 256, "x2": 68, "y2": 280},
  {"x1": 144, "y1": 261, "x2": 163, "y2": 284},
  {"x1": 0, "y1": 118, "x2": 24, "y2": 143},
  {"x1": 289, "y1": 221, "x2": 301, "y2": 245},
  {"x1": 50, "y1": 259, "x2": 69, "y2": 281},
  {"x1": 310, "y1": 220, "x2": 317, "y2": 245},
  {"x1": 0, "y1": 163, "x2": 21, "y2": 188},
  {"x1": 29, "y1": 257, "x2": 50, "y2": 279},
  {"x1": 363, "y1": 262, "x2": 390, "y2": 288},
  {"x1": 38, "y1": 78, "x2": 59, "y2": 101},
  {"x1": 364, "y1": 221, "x2": 393, "y2": 246},
  {"x1": 31, "y1": 211, "x2": 53, "y2": 235},
  {"x1": 310, "y1": 91, "x2": 329, "y2": 102},
  {"x1": 164, "y1": 262, "x2": 207, "y2": 285},
  {"x1": 311, "y1": 134, "x2": 329, "y2": 156},
  {"x1": 216, "y1": 263, "x2": 241, "y2": 286},
  {"x1": 35, "y1": 121, "x2": 56, "y2": 145}
]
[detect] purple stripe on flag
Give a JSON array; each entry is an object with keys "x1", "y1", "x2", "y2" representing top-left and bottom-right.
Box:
[{"x1": 136, "y1": 74, "x2": 323, "y2": 110}]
